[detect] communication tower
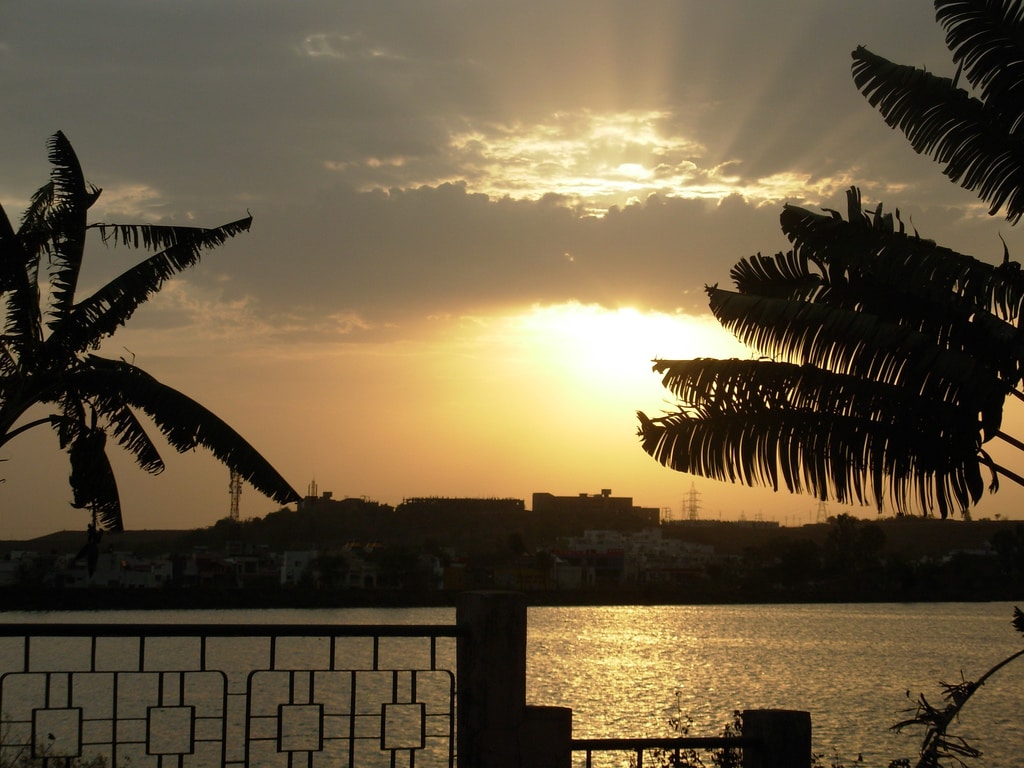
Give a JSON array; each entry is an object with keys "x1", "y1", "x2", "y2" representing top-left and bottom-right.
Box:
[
  {"x1": 815, "y1": 499, "x2": 829, "y2": 523},
  {"x1": 683, "y1": 481, "x2": 701, "y2": 521},
  {"x1": 229, "y1": 469, "x2": 242, "y2": 521}
]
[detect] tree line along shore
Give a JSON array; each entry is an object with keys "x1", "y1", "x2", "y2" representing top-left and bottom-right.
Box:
[{"x1": 1, "y1": 501, "x2": 1022, "y2": 609}]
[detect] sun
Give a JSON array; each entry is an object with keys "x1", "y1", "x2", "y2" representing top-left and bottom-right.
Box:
[
  {"x1": 502, "y1": 301, "x2": 749, "y2": 413},
  {"x1": 408, "y1": 300, "x2": 750, "y2": 430}
]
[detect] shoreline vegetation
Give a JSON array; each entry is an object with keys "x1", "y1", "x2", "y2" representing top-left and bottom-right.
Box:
[{"x1": 3, "y1": 512, "x2": 1024, "y2": 612}]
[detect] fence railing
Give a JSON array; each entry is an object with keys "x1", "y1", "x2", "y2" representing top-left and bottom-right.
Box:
[
  {"x1": 0, "y1": 592, "x2": 810, "y2": 768},
  {"x1": 572, "y1": 736, "x2": 751, "y2": 767},
  {"x1": 0, "y1": 621, "x2": 459, "y2": 768},
  {"x1": 570, "y1": 708, "x2": 812, "y2": 768}
]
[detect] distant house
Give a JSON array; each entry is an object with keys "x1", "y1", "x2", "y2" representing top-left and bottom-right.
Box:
[
  {"x1": 49, "y1": 550, "x2": 173, "y2": 589},
  {"x1": 493, "y1": 555, "x2": 551, "y2": 591},
  {"x1": 552, "y1": 528, "x2": 715, "y2": 587},
  {"x1": 551, "y1": 529, "x2": 627, "y2": 587},
  {"x1": 625, "y1": 529, "x2": 714, "y2": 584},
  {"x1": 119, "y1": 555, "x2": 173, "y2": 588},
  {"x1": 0, "y1": 551, "x2": 40, "y2": 587},
  {"x1": 280, "y1": 551, "x2": 319, "y2": 585}
]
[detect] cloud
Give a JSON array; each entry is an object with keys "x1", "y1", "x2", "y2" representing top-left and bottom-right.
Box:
[
  {"x1": 104, "y1": 279, "x2": 383, "y2": 359},
  {"x1": 89, "y1": 184, "x2": 168, "y2": 221},
  {"x1": 186, "y1": 172, "x2": 1024, "y2": 354},
  {"x1": 13, "y1": 0, "x2": 1024, "y2": 535},
  {"x1": 194, "y1": 183, "x2": 792, "y2": 335},
  {"x1": 300, "y1": 31, "x2": 405, "y2": 62}
]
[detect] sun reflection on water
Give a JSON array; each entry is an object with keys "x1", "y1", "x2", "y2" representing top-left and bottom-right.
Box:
[{"x1": 526, "y1": 603, "x2": 1024, "y2": 767}]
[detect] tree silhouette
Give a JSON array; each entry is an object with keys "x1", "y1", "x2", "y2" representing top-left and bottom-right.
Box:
[
  {"x1": 639, "y1": 1, "x2": 1024, "y2": 517},
  {"x1": 0, "y1": 132, "x2": 300, "y2": 533},
  {"x1": 639, "y1": 188, "x2": 1024, "y2": 517},
  {"x1": 852, "y1": 0, "x2": 1024, "y2": 224}
]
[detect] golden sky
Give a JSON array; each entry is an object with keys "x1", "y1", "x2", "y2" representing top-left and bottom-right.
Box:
[{"x1": 3, "y1": 0, "x2": 1024, "y2": 537}]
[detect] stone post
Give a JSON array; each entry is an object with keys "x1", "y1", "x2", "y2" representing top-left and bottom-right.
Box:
[
  {"x1": 456, "y1": 591, "x2": 527, "y2": 768},
  {"x1": 520, "y1": 705, "x2": 572, "y2": 768},
  {"x1": 741, "y1": 709, "x2": 811, "y2": 768}
]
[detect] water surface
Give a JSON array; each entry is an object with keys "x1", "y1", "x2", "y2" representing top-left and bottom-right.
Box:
[{"x1": 2, "y1": 602, "x2": 1020, "y2": 766}]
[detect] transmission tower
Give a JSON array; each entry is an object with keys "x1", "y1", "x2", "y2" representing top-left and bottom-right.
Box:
[
  {"x1": 229, "y1": 469, "x2": 242, "y2": 521},
  {"x1": 684, "y1": 481, "x2": 701, "y2": 521},
  {"x1": 814, "y1": 499, "x2": 828, "y2": 523}
]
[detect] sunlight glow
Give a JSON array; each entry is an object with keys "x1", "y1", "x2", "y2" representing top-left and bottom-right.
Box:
[
  {"x1": 337, "y1": 108, "x2": 864, "y2": 217},
  {"x1": 332, "y1": 110, "x2": 719, "y2": 214},
  {"x1": 338, "y1": 109, "x2": 859, "y2": 215},
  {"x1": 445, "y1": 110, "x2": 709, "y2": 213},
  {"x1": 490, "y1": 302, "x2": 749, "y2": 414},
  {"x1": 91, "y1": 300, "x2": 814, "y2": 528}
]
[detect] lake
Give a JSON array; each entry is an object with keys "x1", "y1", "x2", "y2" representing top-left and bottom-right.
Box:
[{"x1": 1, "y1": 601, "x2": 1020, "y2": 766}]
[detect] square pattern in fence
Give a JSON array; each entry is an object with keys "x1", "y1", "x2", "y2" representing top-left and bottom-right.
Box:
[{"x1": 0, "y1": 625, "x2": 458, "y2": 768}]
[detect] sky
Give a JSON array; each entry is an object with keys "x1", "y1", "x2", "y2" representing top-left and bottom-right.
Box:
[{"x1": 4, "y1": 0, "x2": 1024, "y2": 539}]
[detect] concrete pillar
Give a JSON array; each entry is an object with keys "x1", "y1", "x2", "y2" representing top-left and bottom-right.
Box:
[
  {"x1": 520, "y1": 706, "x2": 572, "y2": 768},
  {"x1": 456, "y1": 591, "x2": 527, "y2": 768},
  {"x1": 742, "y1": 709, "x2": 811, "y2": 768}
]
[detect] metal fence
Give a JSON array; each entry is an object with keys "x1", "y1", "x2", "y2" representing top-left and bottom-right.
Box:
[
  {"x1": 0, "y1": 623, "x2": 459, "y2": 768},
  {"x1": 571, "y1": 736, "x2": 752, "y2": 768},
  {"x1": 0, "y1": 594, "x2": 810, "y2": 768}
]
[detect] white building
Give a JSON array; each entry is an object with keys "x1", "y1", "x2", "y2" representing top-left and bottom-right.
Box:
[{"x1": 280, "y1": 550, "x2": 319, "y2": 585}]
